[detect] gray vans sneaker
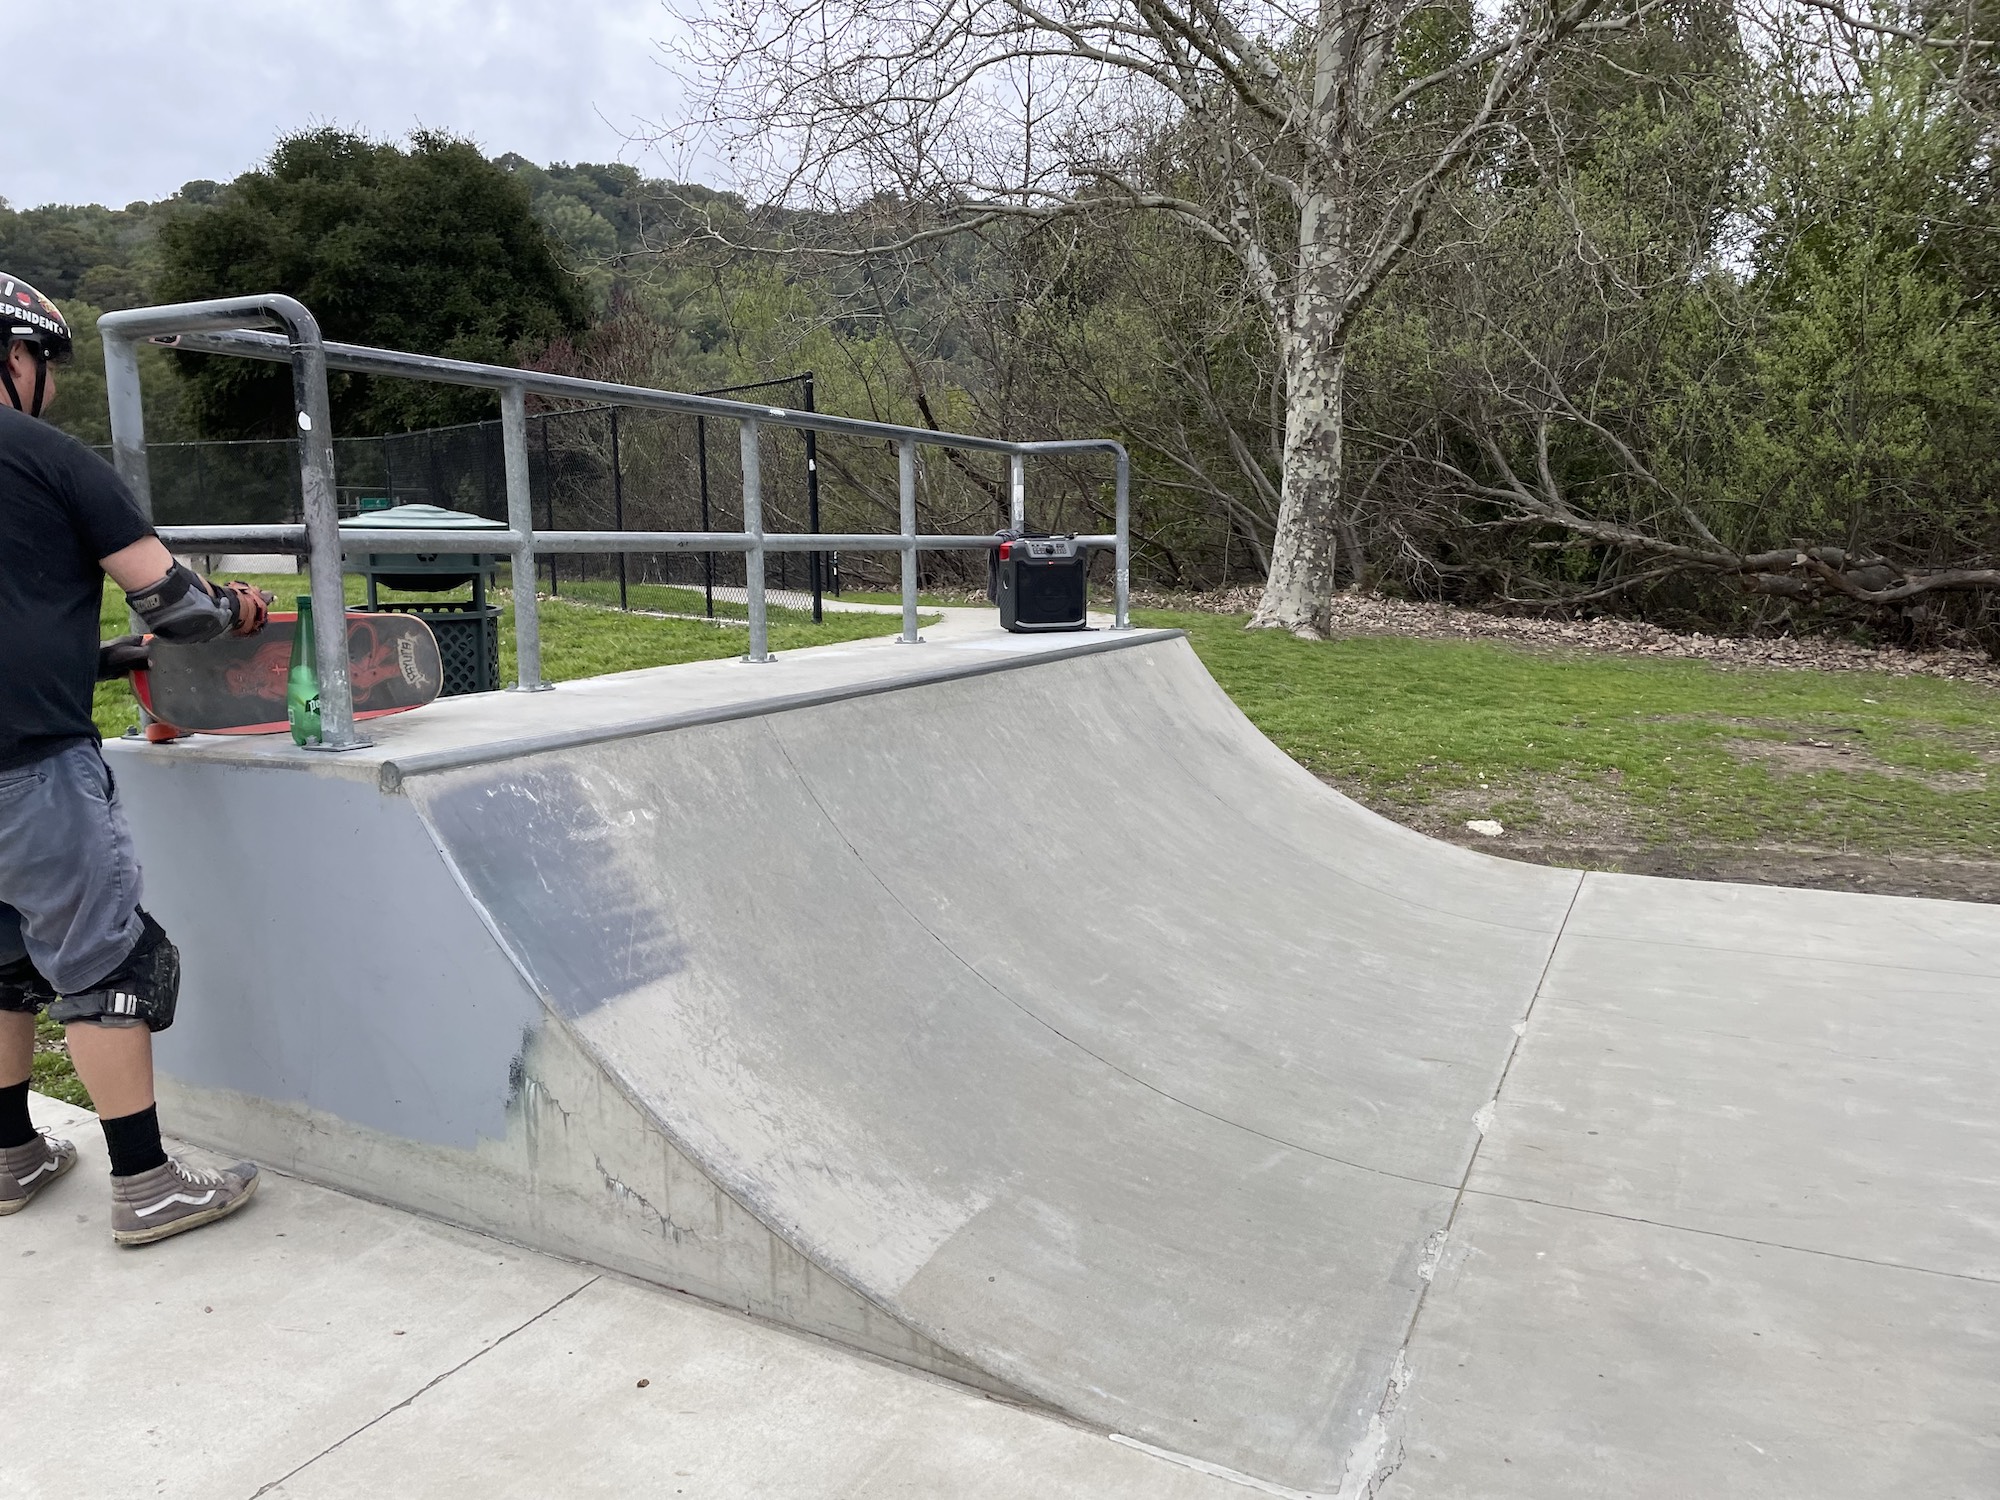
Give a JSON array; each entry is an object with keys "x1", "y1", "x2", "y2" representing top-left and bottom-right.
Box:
[
  {"x1": 0, "y1": 1131, "x2": 78, "y2": 1214},
  {"x1": 112, "y1": 1156, "x2": 259, "y2": 1245}
]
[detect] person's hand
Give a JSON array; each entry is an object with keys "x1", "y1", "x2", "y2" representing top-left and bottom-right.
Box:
[
  {"x1": 96, "y1": 634, "x2": 152, "y2": 680},
  {"x1": 221, "y1": 581, "x2": 274, "y2": 636}
]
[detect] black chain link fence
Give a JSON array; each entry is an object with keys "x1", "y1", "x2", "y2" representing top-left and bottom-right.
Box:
[
  {"x1": 94, "y1": 375, "x2": 838, "y2": 620},
  {"x1": 95, "y1": 374, "x2": 1122, "y2": 614}
]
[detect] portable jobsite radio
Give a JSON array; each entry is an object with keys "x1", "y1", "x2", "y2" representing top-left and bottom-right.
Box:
[{"x1": 991, "y1": 531, "x2": 1090, "y2": 633}]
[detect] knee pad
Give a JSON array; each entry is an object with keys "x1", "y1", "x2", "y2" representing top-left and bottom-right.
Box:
[
  {"x1": 48, "y1": 910, "x2": 181, "y2": 1032},
  {"x1": 0, "y1": 955, "x2": 57, "y2": 1015}
]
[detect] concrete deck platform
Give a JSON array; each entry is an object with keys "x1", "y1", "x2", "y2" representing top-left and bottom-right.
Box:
[{"x1": 7, "y1": 1093, "x2": 1249, "y2": 1500}]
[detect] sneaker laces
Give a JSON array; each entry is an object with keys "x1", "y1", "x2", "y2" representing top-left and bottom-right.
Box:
[{"x1": 169, "y1": 1157, "x2": 225, "y2": 1188}]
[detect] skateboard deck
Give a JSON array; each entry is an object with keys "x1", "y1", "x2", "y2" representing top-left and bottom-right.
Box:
[{"x1": 133, "y1": 611, "x2": 443, "y2": 735}]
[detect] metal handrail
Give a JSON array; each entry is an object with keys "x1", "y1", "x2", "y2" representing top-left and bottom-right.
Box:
[
  {"x1": 157, "y1": 527, "x2": 1119, "y2": 554},
  {"x1": 99, "y1": 297, "x2": 1131, "y2": 751}
]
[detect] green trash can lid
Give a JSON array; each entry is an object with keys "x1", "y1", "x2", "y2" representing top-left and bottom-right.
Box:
[{"x1": 340, "y1": 503, "x2": 507, "y2": 531}]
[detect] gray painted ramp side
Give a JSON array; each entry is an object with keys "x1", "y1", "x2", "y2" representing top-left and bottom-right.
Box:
[
  {"x1": 106, "y1": 740, "x2": 1009, "y2": 1395},
  {"x1": 407, "y1": 638, "x2": 1582, "y2": 1490},
  {"x1": 109, "y1": 751, "x2": 547, "y2": 1151}
]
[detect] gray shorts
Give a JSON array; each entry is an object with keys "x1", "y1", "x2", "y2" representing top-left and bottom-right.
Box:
[{"x1": 0, "y1": 741, "x2": 146, "y2": 997}]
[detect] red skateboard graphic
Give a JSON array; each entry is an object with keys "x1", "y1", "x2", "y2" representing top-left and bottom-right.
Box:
[{"x1": 133, "y1": 612, "x2": 443, "y2": 735}]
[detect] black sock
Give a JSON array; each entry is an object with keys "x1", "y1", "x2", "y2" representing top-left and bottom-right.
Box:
[
  {"x1": 101, "y1": 1104, "x2": 167, "y2": 1178},
  {"x1": 0, "y1": 1080, "x2": 33, "y2": 1150}
]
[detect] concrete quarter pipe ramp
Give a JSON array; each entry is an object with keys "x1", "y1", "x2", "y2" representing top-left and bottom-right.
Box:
[{"x1": 111, "y1": 624, "x2": 2000, "y2": 1496}]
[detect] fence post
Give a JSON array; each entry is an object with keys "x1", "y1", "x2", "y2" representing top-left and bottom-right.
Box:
[
  {"x1": 501, "y1": 385, "x2": 549, "y2": 690},
  {"x1": 898, "y1": 440, "x2": 921, "y2": 644},
  {"x1": 1113, "y1": 445, "x2": 1130, "y2": 629},
  {"x1": 697, "y1": 416, "x2": 715, "y2": 617},
  {"x1": 1009, "y1": 453, "x2": 1025, "y2": 533},
  {"x1": 804, "y1": 374, "x2": 823, "y2": 622},
  {"x1": 540, "y1": 412, "x2": 558, "y2": 596},
  {"x1": 610, "y1": 405, "x2": 627, "y2": 610},
  {"x1": 741, "y1": 418, "x2": 770, "y2": 663}
]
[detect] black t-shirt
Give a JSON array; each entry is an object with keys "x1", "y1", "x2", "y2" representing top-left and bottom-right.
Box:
[{"x1": 0, "y1": 404, "x2": 155, "y2": 769}]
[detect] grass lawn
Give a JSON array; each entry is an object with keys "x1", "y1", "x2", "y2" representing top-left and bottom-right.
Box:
[
  {"x1": 540, "y1": 576, "x2": 856, "y2": 621},
  {"x1": 1143, "y1": 609, "x2": 2000, "y2": 872},
  {"x1": 833, "y1": 588, "x2": 983, "y2": 609}
]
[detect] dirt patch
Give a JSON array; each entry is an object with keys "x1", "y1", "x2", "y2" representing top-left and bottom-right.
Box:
[
  {"x1": 1720, "y1": 736, "x2": 1988, "y2": 792},
  {"x1": 1372, "y1": 776, "x2": 1641, "y2": 848},
  {"x1": 1135, "y1": 587, "x2": 2000, "y2": 689},
  {"x1": 1325, "y1": 769, "x2": 1998, "y2": 904}
]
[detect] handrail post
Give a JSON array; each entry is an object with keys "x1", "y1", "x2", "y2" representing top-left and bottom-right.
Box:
[
  {"x1": 898, "y1": 440, "x2": 921, "y2": 644},
  {"x1": 97, "y1": 295, "x2": 362, "y2": 744},
  {"x1": 102, "y1": 330, "x2": 155, "y2": 641},
  {"x1": 293, "y1": 322, "x2": 363, "y2": 745},
  {"x1": 1009, "y1": 453, "x2": 1025, "y2": 533},
  {"x1": 501, "y1": 385, "x2": 549, "y2": 691},
  {"x1": 102, "y1": 331, "x2": 152, "y2": 517},
  {"x1": 741, "y1": 418, "x2": 770, "y2": 662}
]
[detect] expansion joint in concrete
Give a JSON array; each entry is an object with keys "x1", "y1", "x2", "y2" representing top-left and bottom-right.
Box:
[
  {"x1": 1340, "y1": 871, "x2": 1587, "y2": 1497},
  {"x1": 245, "y1": 1277, "x2": 600, "y2": 1498}
]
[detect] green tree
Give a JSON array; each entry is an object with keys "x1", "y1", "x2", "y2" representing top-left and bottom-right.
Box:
[
  {"x1": 156, "y1": 129, "x2": 592, "y2": 437},
  {"x1": 0, "y1": 199, "x2": 167, "y2": 309},
  {"x1": 1736, "y1": 48, "x2": 2000, "y2": 570}
]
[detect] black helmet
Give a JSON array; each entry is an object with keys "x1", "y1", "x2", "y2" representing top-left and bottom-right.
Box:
[{"x1": 1, "y1": 274, "x2": 73, "y2": 417}]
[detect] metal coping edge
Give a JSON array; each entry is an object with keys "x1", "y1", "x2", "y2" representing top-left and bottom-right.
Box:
[{"x1": 377, "y1": 628, "x2": 1185, "y2": 793}]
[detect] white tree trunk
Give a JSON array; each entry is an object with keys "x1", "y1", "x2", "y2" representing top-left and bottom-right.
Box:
[
  {"x1": 1249, "y1": 1, "x2": 1362, "y2": 637},
  {"x1": 1252, "y1": 143, "x2": 1352, "y2": 636},
  {"x1": 1251, "y1": 333, "x2": 1346, "y2": 634}
]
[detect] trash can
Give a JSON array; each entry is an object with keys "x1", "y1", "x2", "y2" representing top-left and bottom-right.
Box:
[
  {"x1": 341, "y1": 503, "x2": 506, "y2": 695},
  {"x1": 990, "y1": 530, "x2": 1090, "y2": 633}
]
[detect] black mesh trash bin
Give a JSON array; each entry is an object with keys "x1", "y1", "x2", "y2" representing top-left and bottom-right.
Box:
[{"x1": 340, "y1": 503, "x2": 506, "y2": 695}]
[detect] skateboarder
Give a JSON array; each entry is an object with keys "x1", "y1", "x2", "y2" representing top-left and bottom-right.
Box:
[{"x1": 0, "y1": 274, "x2": 266, "y2": 1243}]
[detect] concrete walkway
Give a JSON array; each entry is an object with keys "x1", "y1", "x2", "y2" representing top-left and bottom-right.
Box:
[{"x1": 6, "y1": 1093, "x2": 1252, "y2": 1500}]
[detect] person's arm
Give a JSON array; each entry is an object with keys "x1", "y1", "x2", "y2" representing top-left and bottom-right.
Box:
[
  {"x1": 101, "y1": 537, "x2": 271, "y2": 644},
  {"x1": 100, "y1": 536, "x2": 177, "y2": 593}
]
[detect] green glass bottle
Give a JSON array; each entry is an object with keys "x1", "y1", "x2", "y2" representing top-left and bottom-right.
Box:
[{"x1": 287, "y1": 595, "x2": 322, "y2": 747}]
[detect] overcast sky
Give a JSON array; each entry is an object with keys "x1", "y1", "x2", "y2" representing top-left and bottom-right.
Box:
[{"x1": 11, "y1": 0, "x2": 703, "y2": 210}]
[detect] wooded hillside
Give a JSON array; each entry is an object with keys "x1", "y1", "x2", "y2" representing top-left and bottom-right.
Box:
[{"x1": 4, "y1": 0, "x2": 1994, "y2": 649}]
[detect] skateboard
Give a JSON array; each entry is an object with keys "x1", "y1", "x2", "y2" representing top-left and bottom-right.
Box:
[{"x1": 132, "y1": 611, "x2": 443, "y2": 735}]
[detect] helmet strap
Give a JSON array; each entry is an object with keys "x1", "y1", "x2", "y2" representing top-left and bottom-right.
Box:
[{"x1": 1, "y1": 343, "x2": 48, "y2": 417}]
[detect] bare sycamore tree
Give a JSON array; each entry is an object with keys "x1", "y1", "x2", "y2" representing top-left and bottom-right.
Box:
[{"x1": 670, "y1": 0, "x2": 1661, "y2": 633}]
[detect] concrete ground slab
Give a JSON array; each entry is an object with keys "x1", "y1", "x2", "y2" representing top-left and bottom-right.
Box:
[
  {"x1": 1378, "y1": 1193, "x2": 2000, "y2": 1498},
  {"x1": 1480, "y1": 918, "x2": 2000, "y2": 1276},
  {"x1": 264, "y1": 1276, "x2": 1250, "y2": 1500},
  {"x1": 8, "y1": 1095, "x2": 1251, "y2": 1500},
  {"x1": 6, "y1": 1097, "x2": 591, "y2": 1499}
]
